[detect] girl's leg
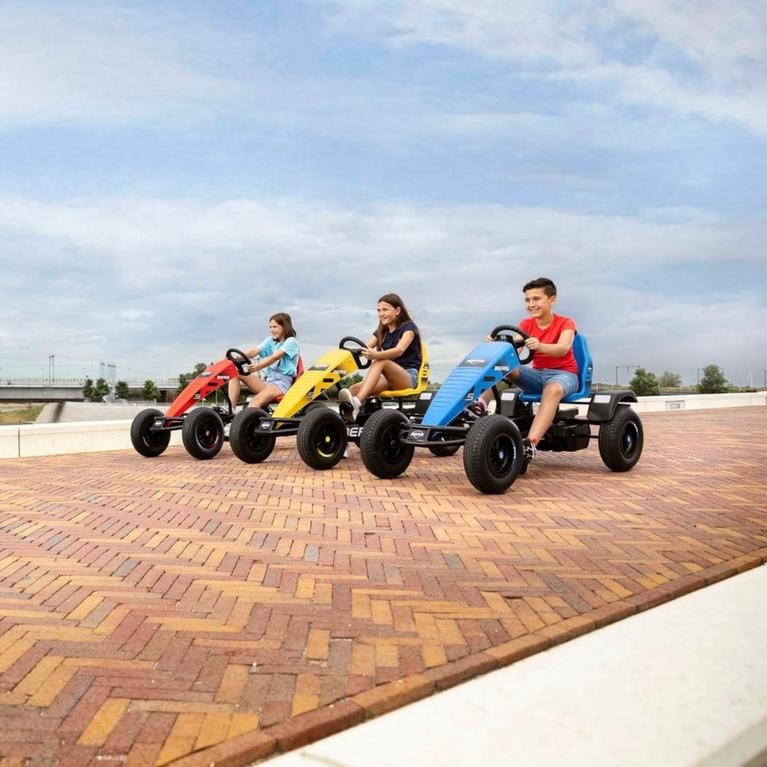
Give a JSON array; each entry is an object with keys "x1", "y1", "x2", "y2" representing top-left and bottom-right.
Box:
[
  {"x1": 355, "y1": 360, "x2": 412, "y2": 402},
  {"x1": 228, "y1": 374, "x2": 265, "y2": 408},
  {"x1": 250, "y1": 383, "x2": 283, "y2": 409}
]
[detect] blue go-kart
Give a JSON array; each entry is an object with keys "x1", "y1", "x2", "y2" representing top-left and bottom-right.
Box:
[{"x1": 359, "y1": 325, "x2": 643, "y2": 494}]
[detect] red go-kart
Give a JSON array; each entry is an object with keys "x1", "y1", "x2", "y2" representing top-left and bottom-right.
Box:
[{"x1": 130, "y1": 348, "x2": 279, "y2": 460}]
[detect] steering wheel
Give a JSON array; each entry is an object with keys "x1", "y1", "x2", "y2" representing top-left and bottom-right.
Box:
[
  {"x1": 226, "y1": 348, "x2": 253, "y2": 376},
  {"x1": 338, "y1": 336, "x2": 372, "y2": 369},
  {"x1": 489, "y1": 325, "x2": 535, "y2": 365}
]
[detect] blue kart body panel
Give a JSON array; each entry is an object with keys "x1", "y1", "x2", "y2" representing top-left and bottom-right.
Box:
[{"x1": 421, "y1": 341, "x2": 521, "y2": 427}]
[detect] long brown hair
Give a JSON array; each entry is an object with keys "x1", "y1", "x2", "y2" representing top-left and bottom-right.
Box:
[
  {"x1": 373, "y1": 293, "x2": 416, "y2": 345},
  {"x1": 269, "y1": 312, "x2": 296, "y2": 340}
]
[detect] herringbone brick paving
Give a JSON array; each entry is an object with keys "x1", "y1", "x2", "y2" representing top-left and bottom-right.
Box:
[{"x1": 0, "y1": 407, "x2": 765, "y2": 766}]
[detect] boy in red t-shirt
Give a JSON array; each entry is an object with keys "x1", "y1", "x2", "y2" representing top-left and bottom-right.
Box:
[{"x1": 470, "y1": 277, "x2": 579, "y2": 463}]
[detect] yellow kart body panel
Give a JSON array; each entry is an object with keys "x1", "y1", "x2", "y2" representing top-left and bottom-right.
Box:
[{"x1": 271, "y1": 348, "x2": 359, "y2": 419}]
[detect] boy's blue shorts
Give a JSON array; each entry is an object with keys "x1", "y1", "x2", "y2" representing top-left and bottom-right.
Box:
[{"x1": 515, "y1": 366, "x2": 579, "y2": 397}]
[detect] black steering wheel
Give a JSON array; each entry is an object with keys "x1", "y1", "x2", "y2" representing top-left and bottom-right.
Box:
[
  {"x1": 339, "y1": 336, "x2": 372, "y2": 369},
  {"x1": 489, "y1": 325, "x2": 535, "y2": 365},
  {"x1": 226, "y1": 347, "x2": 253, "y2": 376}
]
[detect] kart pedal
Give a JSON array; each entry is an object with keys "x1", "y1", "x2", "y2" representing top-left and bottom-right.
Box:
[{"x1": 556, "y1": 407, "x2": 578, "y2": 419}]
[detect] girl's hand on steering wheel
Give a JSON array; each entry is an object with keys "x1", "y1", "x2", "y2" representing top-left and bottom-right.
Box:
[{"x1": 524, "y1": 337, "x2": 540, "y2": 350}]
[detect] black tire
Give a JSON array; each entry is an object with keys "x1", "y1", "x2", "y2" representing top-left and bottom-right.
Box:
[
  {"x1": 229, "y1": 407, "x2": 276, "y2": 463},
  {"x1": 297, "y1": 406, "x2": 348, "y2": 470},
  {"x1": 182, "y1": 407, "x2": 225, "y2": 460},
  {"x1": 463, "y1": 415, "x2": 524, "y2": 494},
  {"x1": 130, "y1": 408, "x2": 171, "y2": 457},
  {"x1": 360, "y1": 409, "x2": 414, "y2": 479},
  {"x1": 598, "y1": 406, "x2": 643, "y2": 471}
]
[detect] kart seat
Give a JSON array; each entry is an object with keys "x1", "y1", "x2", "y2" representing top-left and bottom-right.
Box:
[
  {"x1": 379, "y1": 341, "x2": 430, "y2": 398},
  {"x1": 518, "y1": 333, "x2": 593, "y2": 404}
]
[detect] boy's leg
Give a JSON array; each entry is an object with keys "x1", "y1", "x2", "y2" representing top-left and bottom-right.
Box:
[
  {"x1": 478, "y1": 369, "x2": 520, "y2": 406},
  {"x1": 528, "y1": 382, "x2": 565, "y2": 444}
]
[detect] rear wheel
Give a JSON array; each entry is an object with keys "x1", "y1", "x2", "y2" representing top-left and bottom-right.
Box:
[
  {"x1": 297, "y1": 407, "x2": 348, "y2": 470},
  {"x1": 182, "y1": 408, "x2": 225, "y2": 460},
  {"x1": 598, "y1": 406, "x2": 643, "y2": 471},
  {"x1": 360, "y1": 409, "x2": 414, "y2": 479},
  {"x1": 229, "y1": 407, "x2": 276, "y2": 463},
  {"x1": 130, "y1": 408, "x2": 171, "y2": 457},
  {"x1": 463, "y1": 415, "x2": 524, "y2": 494}
]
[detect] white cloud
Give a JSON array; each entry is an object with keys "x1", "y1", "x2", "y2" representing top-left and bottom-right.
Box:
[
  {"x1": 329, "y1": 0, "x2": 767, "y2": 133},
  {"x1": 1, "y1": 193, "x2": 764, "y2": 383},
  {"x1": 0, "y1": 1, "x2": 243, "y2": 125}
]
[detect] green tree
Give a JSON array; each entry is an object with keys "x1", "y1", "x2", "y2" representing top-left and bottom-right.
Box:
[
  {"x1": 141, "y1": 379, "x2": 161, "y2": 400},
  {"x1": 698, "y1": 364, "x2": 728, "y2": 394},
  {"x1": 178, "y1": 362, "x2": 209, "y2": 391},
  {"x1": 629, "y1": 368, "x2": 660, "y2": 396},
  {"x1": 91, "y1": 378, "x2": 111, "y2": 401},
  {"x1": 114, "y1": 380, "x2": 130, "y2": 399},
  {"x1": 658, "y1": 371, "x2": 682, "y2": 388},
  {"x1": 82, "y1": 377, "x2": 95, "y2": 399}
]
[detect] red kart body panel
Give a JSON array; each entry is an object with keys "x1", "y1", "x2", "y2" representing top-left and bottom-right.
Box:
[
  {"x1": 164, "y1": 357, "x2": 305, "y2": 419},
  {"x1": 165, "y1": 360, "x2": 239, "y2": 418}
]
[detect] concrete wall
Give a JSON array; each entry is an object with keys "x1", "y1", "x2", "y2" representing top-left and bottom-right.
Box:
[
  {"x1": 0, "y1": 392, "x2": 763, "y2": 460},
  {"x1": 36, "y1": 401, "x2": 169, "y2": 423},
  {"x1": 1, "y1": 419, "x2": 182, "y2": 459}
]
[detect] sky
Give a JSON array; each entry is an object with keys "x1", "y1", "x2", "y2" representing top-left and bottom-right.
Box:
[{"x1": 1, "y1": 0, "x2": 765, "y2": 386}]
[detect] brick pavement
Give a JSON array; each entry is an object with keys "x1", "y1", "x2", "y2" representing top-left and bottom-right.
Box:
[{"x1": 0, "y1": 407, "x2": 765, "y2": 766}]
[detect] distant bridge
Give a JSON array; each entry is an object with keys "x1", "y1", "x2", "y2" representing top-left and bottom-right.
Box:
[{"x1": 0, "y1": 379, "x2": 180, "y2": 402}]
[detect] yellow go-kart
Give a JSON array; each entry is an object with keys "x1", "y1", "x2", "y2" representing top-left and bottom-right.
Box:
[{"x1": 229, "y1": 336, "x2": 430, "y2": 469}]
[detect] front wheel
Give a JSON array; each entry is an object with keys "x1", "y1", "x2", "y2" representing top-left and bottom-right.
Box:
[
  {"x1": 182, "y1": 408, "x2": 225, "y2": 460},
  {"x1": 229, "y1": 407, "x2": 276, "y2": 463},
  {"x1": 598, "y1": 406, "x2": 643, "y2": 471},
  {"x1": 463, "y1": 415, "x2": 524, "y2": 494},
  {"x1": 360, "y1": 409, "x2": 414, "y2": 479},
  {"x1": 130, "y1": 408, "x2": 171, "y2": 457},
  {"x1": 297, "y1": 407, "x2": 348, "y2": 470}
]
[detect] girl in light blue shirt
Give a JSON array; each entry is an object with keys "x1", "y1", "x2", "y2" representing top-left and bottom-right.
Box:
[{"x1": 227, "y1": 312, "x2": 300, "y2": 409}]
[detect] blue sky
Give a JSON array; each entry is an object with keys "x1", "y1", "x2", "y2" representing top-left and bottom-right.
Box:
[{"x1": 1, "y1": 0, "x2": 765, "y2": 385}]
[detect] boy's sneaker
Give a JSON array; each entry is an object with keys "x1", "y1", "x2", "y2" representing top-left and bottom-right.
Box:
[
  {"x1": 468, "y1": 399, "x2": 488, "y2": 417},
  {"x1": 522, "y1": 437, "x2": 536, "y2": 463}
]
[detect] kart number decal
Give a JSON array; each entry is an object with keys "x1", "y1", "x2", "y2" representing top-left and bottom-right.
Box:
[{"x1": 419, "y1": 392, "x2": 433, "y2": 400}]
